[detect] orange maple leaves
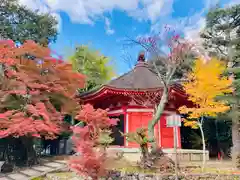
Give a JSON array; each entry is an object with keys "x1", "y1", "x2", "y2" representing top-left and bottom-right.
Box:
[
  {"x1": 0, "y1": 40, "x2": 85, "y2": 139},
  {"x1": 0, "y1": 102, "x2": 61, "y2": 139}
]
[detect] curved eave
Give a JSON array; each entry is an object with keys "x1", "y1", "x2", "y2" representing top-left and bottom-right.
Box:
[{"x1": 79, "y1": 84, "x2": 187, "y2": 102}]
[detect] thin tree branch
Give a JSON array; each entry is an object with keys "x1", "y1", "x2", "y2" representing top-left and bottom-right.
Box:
[{"x1": 152, "y1": 61, "x2": 167, "y2": 88}]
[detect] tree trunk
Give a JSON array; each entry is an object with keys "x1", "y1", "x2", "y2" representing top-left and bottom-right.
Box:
[
  {"x1": 226, "y1": 28, "x2": 240, "y2": 168},
  {"x1": 199, "y1": 121, "x2": 206, "y2": 172},
  {"x1": 231, "y1": 121, "x2": 240, "y2": 167},
  {"x1": 141, "y1": 143, "x2": 149, "y2": 157},
  {"x1": 21, "y1": 137, "x2": 38, "y2": 167},
  {"x1": 148, "y1": 88, "x2": 168, "y2": 151},
  {"x1": 140, "y1": 143, "x2": 149, "y2": 168}
]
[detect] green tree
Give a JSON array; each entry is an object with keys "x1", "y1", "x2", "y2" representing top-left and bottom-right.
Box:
[
  {"x1": 69, "y1": 45, "x2": 115, "y2": 91},
  {"x1": 0, "y1": 0, "x2": 58, "y2": 46},
  {"x1": 201, "y1": 5, "x2": 240, "y2": 167}
]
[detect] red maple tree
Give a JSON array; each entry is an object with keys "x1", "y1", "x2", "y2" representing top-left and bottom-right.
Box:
[
  {"x1": 68, "y1": 104, "x2": 117, "y2": 180},
  {"x1": 0, "y1": 40, "x2": 85, "y2": 139}
]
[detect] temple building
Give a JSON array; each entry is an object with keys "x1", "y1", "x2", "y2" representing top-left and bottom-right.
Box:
[{"x1": 80, "y1": 52, "x2": 190, "y2": 149}]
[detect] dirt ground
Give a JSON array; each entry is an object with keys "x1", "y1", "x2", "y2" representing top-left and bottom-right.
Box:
[{"x1": 180, "y1": 160, "x2": 233, "y2": 168}]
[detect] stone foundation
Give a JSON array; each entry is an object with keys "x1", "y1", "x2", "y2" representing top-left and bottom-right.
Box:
[
  {"x1": 107, "y1": 171, "x2": 239, "y2": 180},
  {"x1": 108, "y1": 148, "x2": 209, "y2": 162},
  {"x1": 45, "y1": 171, "x2": 240, "y2": 180}
]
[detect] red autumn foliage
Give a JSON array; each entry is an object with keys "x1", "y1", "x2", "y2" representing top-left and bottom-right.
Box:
[
  {"x1": 0, "y1": 40, "x2": 85, "y2": 139},
  {"x1": 68, "y1": 104, "x2": 117, "y2": 180}
]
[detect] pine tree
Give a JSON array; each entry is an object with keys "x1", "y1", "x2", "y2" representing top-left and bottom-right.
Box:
[{"x1": 0, "y1": 0, "x2": 58, "y2": 46}]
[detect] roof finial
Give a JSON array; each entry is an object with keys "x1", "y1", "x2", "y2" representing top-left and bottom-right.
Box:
[{"x1": 137, "y1": 51, "x2": 145, "y2": 62}]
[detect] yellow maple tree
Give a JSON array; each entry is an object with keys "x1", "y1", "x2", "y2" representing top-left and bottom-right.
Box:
[
  {"x1": 178, "y1": 58, "x2": 233, "y2": 170},
  {"x1": 179, "y1": 58, "x2": 233, "y2": 119}
]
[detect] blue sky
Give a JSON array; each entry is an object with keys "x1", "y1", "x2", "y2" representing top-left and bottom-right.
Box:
[{"x1": 19, "y1": 0, "x2": 239, "y2": 75}]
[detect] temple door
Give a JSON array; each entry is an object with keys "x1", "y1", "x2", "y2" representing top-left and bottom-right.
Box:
[
  {"x1": 128, "y1": 112, "x2": 142, "y2": 147},
  {"x1": 127, "y1": 112, "x2": 159, "y2": 147},
  {"x1": 141, "y1": 112, "x2": 159, "y2": 147}
]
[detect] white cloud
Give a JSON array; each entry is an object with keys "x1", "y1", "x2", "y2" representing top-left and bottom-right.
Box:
[
  {"x1": 148, "y1": 1, "x2": 211, "y2": 59},
  {"x1": 204, "y1": 0, "x2": 220, "y2": 9},
  {"x1": 18, "y1": 0, "x2": 239, "y2": 45},
  {"x1": 18, "y1": 0, "x2": 49, "y2": 13},
  {"x1": 129, "y1": 0, "x2": 174, "y2": 22},
  {"x1": 183, "y1": 17, "x2": 210, "y2": 59},
  {"x1": 225, "y1": 0, "x2": 240, "y2": 7},
  {"x1": 150, "y1": 5, "x2": 206, "y2": 45},
  {"x1": 18, "y1": 0, "x2": 173, "y2": 25},
  {"x1": 147, "y1": 0, "x2": 173, "y2": 21},
  {"x1": 104, "y1": 17, "x2": 115, "y2": 35},
  {"x1": 183, "y1": 16, "x2": 205, "y2": 43}
]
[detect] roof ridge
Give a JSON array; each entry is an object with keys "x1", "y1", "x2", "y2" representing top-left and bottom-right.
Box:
[{"x1": 108, "y1": 61, "x2": 152, "y2": 82}]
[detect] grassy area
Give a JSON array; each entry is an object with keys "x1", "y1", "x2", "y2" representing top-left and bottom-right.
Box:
[
  {"x1": 36, "y1": 168, "x2": 239, "y2": 180},
  {"x1": 34, "y1": 159, "x2": 239, "y2": 180},
  {"x1": 31, "y1": 177, "x2": 45, "y2": 180},
  {"x1": 42, "y1": 172, "x2": 82, "y2": 180},
  {"x1": 191, "y1": 167, "x2": 240, "y2": 174},
  {"x1": 109, "y1": 161, "x2": 239, "y2": 175},
  {"x1": 35, "y1": 168, "x2": 240, "y2": 180}
]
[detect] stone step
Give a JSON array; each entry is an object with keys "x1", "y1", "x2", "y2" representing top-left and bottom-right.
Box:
[
  {"x1": 44, "y1": 162, "x2": 65, "y2": 168},
  {"x1": 32, "y1": 165, "x2": 54, "y2": 172},
  {"x1": 7, "y1": 173, "x2": 29, "y2": 180},
  {"x1": 0, "y1": 159, "x2": 67, "y2": 180},
  {"x1": 53, "y1": 160, "x2": 67, "y2": 164},
  {"x1": 0, "y1": 177, "x2": 11, "y2": 180},
  {"x1": 20, "y1": 169, "x2": 41, "y2": 177}
]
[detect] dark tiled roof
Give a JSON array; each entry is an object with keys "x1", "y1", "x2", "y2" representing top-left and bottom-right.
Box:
[
  {"x1": 107, "y1": 62, "x2": 164, "y2": 89},
  {"x1": 79, "y1": 60, "x2": 185, "y2": 99}
]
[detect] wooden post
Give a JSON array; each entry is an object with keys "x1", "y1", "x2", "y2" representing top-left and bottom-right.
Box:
[{"x1": 174, "y1": 126, "x2": 178, "y2": 180}]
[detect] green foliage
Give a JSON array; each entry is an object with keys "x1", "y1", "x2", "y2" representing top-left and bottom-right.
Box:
[
  {"x1": 97, "y1": 129, "x2": 114, "y2": 148},
  {"x1": 237, "y1": 155, "x2": 240, "y2": 168},
  {"x1": 199, "y1": 118, "x2": 231, "y2": 151},
  {"x1": 185, "y1": 118, "x2": 232, "y2": 153},
  {"x1": 188, "y1": 131, "x2": 203, "y2": 149},
  {"x1": 69, "y1": 45, "x2": 115, "y2": 91},
  {"x1": 121, "y1": 127, "x2": 150, "y2": 169},
  {"x1": 31, "y1": 177, "x2": 44, "y2": 180},
  {"x1": 201, "y1": 5, "x2": 240, "y2": 62},
  {"x1": 121, "y1": 128, "x2": 148, "y2": 145},
  {"x1": 114, "y1": 165, "x2": 156, "y2": 174},
  {"x1": 0, "y1": 0, "x2": 58, "y2": 46},
  {"x1": 148, "y1": 53, "x2": 195, "y2": 79}
]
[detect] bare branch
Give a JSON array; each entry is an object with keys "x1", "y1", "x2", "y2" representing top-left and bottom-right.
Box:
[
  {"x1": 123, "y1": 36, "x2": 152, "y2": 52},
  {"x1": 152, "y1": 61, "x2": 167, "y2": 88},
  {"x1": 120, "y1": 49, "x2": 136, "y2": 69}
]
